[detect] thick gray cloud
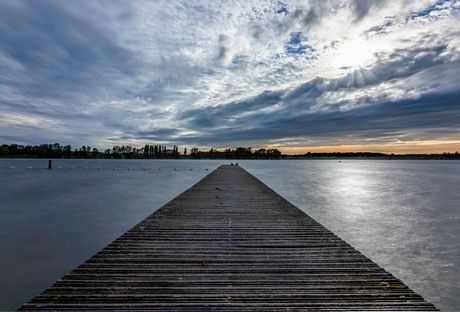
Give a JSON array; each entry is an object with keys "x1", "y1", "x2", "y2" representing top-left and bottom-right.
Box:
[
  {"x1": 0, "y1": 1, "x2": 140, "y2": 97},
  {"x1": 181, "y1": 90, "x2": 284, "y2": 128},
  {"x1": 172, "y1": 91, "x2": 460, "y2": 146},
  {"x1": 351, "y1": 0, "x2": 384, "y2": 21}
]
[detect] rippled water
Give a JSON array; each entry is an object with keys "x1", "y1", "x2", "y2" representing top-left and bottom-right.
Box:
[{"x1": 1, "y1": 159, "x2": 459, "y2": 311}]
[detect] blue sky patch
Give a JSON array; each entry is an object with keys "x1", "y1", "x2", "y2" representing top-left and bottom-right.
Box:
[
  {"x1": 276, "y1": 1, "x2": 288, "y2": 14},
  {"x1": 407, "y1": 0, "x2": 457, "y2": 21},
  {"x1": 285, "y1": 32, "x2": 313, "y2": 56}
]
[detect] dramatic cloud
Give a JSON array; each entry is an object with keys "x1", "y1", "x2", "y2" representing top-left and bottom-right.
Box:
[{"x1": 1, "y1": 0, "x2": 459, "y2": 152}]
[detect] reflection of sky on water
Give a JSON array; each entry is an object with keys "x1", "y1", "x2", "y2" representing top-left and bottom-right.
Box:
[
  {"x1": 0, "y1": 159, "x2": 459, "y2": 311},
  {"x1": 242, "y1": 160, "x2": 460, "y2": 311}
]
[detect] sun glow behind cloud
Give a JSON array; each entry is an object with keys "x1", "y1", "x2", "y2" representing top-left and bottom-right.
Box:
[
  {"x1": 331, "y1": 37, "x2": 378, "y2": 70},
  {"x1": 0, "y1": 0, "x2": 459, "y2": 152}
]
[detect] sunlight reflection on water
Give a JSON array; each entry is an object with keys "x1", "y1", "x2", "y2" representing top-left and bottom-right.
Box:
[{"x1": 240, "y1": 159, "x2": 460, "y2": 312}]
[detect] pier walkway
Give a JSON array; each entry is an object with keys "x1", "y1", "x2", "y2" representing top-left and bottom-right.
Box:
[{"x1": 20, "y1": 165, "x2": 438, "y2": 311}]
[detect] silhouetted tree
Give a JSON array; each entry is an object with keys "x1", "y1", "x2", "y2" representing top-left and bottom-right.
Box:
[{"x1": 190, "y1": 147, "x2": 200, "y2": 159}]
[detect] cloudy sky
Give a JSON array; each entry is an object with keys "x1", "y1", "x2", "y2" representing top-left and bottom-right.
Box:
[{"x1": 1, "y1": 0, "x2": 459, "y2": 153}]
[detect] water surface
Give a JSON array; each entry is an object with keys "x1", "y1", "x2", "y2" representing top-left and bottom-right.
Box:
[
  {"x1": 241, "y1": 159, "x2": 460, "y2": 312},
  {"x1": 0, "y1": 159, "x2": 458, "y2": 311}
]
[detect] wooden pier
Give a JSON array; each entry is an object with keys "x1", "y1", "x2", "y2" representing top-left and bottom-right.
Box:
[{"x1": 20, "y1": 165, "x2": 438, "y2": 311}]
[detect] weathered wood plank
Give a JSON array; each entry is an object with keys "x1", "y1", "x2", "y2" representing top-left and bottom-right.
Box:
[{"x1": 19, "y1": 165, "x2": 439, "y2": 311}]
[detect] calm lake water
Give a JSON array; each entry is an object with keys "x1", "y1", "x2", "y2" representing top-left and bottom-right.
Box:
[{"x1": 0, "y1": 159, "x2": 459, "y2": 311}]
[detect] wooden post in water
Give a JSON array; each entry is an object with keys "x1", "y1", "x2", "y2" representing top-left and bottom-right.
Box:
[
  {"x1": 19, "y1": 165, "x2": 439, "y2": 311},
  {"x1": 48, "y1": 160, "x2": 52, "y2": 169}
]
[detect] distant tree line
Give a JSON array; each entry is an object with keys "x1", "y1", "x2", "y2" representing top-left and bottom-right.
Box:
[
  {"x1": 289, "y1": 151, "x2": 460, "y2": 160},
  {"x1": 0, "y1": 143, "x2": 282, "y2": 159},
  {"x1": 109, "y1": 144, "x2": 180, "y2": 159},
  {"x1": 0, "y1": 143, "x2": 180, "y2": 159},
  {"x1": 189, "y1": 147, "x2": 282, "y2": 159},
  {"x1": 1, "y1": 143, "x2": 458, "y2": 159}
]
